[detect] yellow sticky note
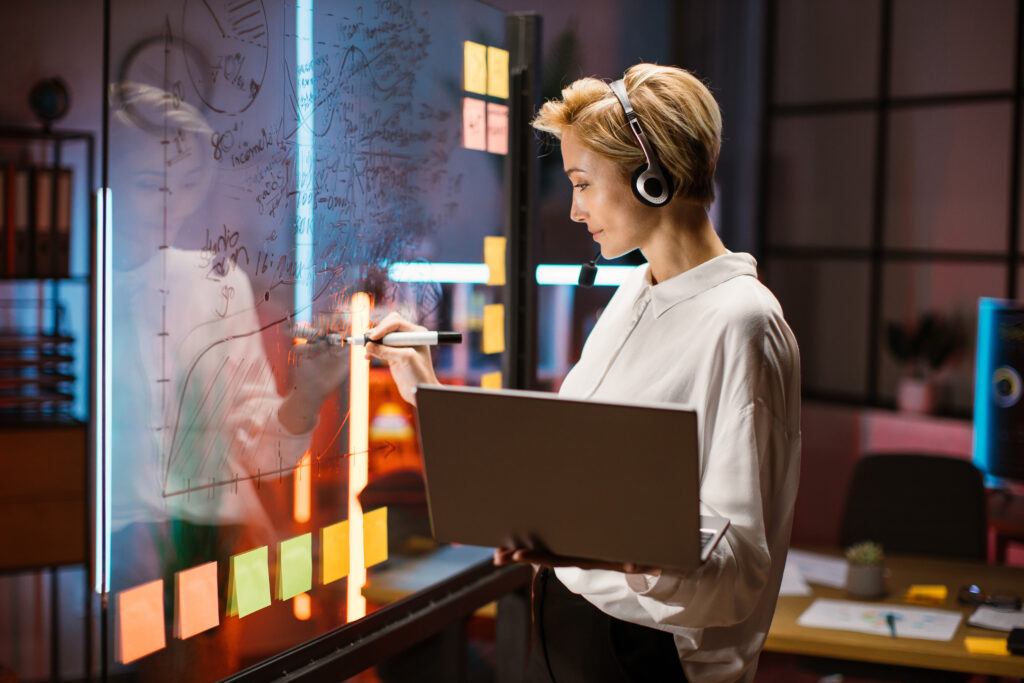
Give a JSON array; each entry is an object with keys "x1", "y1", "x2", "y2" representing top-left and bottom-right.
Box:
[
  {"x1": 276, "y1": 533, "x2": 312, "y2": 601},
  {"x1": 464, "y1": 41, "x2": 487, "y2": 94},
  {"x1": 480, "y1": 371, "x2": 502, "y2": 389},
  {"x1": 364, "y1": 506, "x2": 389, "y2": 568},
  {"x1": 116, "y1": 579, "x2": 166, "y2": 664},
  {"x1": 484, "y1": 236, "x2": 506, "y2": 285},
  {"x1": 463, "y1": 97, "x2": 487, "y2": 150},
  {"x1": 321, "y1": 519, "x2": 350, "y2": 585},
  {"x1": 227, "y1": 546, "x2": 271, "y2": 618},
  {"x1": 487, "y1": 46, "x2": 509, "y2": 98},
  {"x1": 482, "y1": 303, "x2": 505, "y2": 354},
  {"x1": 964, "y1": 636, "x2": 1009, "y2": 655},
  {"x1": 175, "y1": 562, "x2": 219, "y2": 640},
  {"x1": 487, "y1": 103, "x2": 508, "y2": 155},
  {"x1": 904, "y1": 584, "x2": 948, "y2": 605}
]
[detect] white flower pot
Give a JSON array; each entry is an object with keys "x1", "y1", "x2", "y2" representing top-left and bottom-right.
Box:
[
  {"x1": 846, "y1": 563, "x2": 886, "y2": 599},
  {"x1": 897, "y1": 377, "x2": 934, "y2": 414}
]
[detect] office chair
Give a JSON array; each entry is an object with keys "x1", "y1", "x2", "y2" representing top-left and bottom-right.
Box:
[{"x1": 839, "y1": 453, "x2": 988, "y2": 561}]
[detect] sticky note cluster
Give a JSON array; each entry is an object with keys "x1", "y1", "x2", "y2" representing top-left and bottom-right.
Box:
[
  {"x1": 114, "y1": 507, "x2": 390, "y2": 663},
  {"x1": 463, "y1": 42, "x2": 508, "y2": 97},
  {"x1": 462, "y1": 41, "x2": 509, "y2": 155}
]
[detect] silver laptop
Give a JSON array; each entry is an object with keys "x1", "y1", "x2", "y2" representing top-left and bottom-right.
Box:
[{"x1": 414, "y1": 385, "x2": 729, "y2": 571}]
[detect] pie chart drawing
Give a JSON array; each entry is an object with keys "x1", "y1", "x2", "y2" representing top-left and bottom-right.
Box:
[{"x1": 183, "y1": 0, "x2": 269, "y2": 115}]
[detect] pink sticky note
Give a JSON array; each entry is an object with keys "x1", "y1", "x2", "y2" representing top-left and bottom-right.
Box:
[
  {"x1": 175, "y1": 561, "x2": 220, "y2": 639},
  {"x1": 116, "y1": 579, "x2": 166, "y2": 664},
  {"x1": 463, "y1": 97, "x2": 486, "y2": 151},
  {"x1": 487, "y1": 103, "x2": 508, "y2": 155}
]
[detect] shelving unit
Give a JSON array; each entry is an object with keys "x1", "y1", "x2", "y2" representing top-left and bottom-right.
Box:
[{"x1": 0, "y1": 125, "x2": 94, "y2": 682}]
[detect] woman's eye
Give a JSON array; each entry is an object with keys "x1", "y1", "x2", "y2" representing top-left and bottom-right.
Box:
[{"x1": 573, "y1": 183, "x2": 588, "y2": 191}]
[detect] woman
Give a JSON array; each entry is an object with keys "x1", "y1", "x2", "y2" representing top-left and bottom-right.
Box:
[{"x1": 365, "y1": 64, "x2": 801, "y2": 683}]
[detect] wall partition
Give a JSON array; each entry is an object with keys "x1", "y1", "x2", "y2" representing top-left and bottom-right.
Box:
[{"x1": 97, "y1": 0, "x2": 516, "y2": 679}]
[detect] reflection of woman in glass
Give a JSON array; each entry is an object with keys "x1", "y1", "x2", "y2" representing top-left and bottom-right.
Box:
[
  {"x1": 108, "y1": 84, "x2": 346, "y2": 678},
  {"x1": 367, "y1": 64, "x2": 801, "y2": 683}
]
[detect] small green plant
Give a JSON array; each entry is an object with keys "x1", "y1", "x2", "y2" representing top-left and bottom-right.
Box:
[
  {"x1": 886, "y1": 312, "x2": 964, "y2": 379},
  {"x1": 846, "y1": 541, "x2": 885, "y2": 566}
]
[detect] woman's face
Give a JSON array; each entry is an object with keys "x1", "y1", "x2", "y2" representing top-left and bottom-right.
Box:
[{"x1": 561, "y1": 128, "x2": 653, "y2": 260}]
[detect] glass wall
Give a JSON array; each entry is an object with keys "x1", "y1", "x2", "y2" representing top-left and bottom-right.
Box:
[{"x1": 100, "y1": 0, "x2": 508, "y2": 678}]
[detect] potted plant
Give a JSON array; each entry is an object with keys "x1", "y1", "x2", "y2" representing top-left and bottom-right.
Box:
[
  {"x1": 845, "y1": 541, "x2": 886, "y2": 599},
  {"x1": 886, "y1": 311, "x2": 964, "y2": 413}
]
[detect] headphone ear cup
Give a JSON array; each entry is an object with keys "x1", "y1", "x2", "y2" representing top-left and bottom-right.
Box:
[{"x1": 631, "y1": 164, "x2": 672, "y2": 207}]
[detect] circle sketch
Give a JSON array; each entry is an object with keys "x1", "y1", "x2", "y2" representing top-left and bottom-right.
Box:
[{"x1": 182, "y1": 0, "x2": 269, "y2": 115}]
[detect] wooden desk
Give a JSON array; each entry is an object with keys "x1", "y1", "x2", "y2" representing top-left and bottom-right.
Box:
[{"x1": 766, "y1": 552, "x2": 1024, "y2": 677}]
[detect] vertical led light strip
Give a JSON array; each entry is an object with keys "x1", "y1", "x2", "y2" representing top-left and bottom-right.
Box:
[
  {"x1": 93, "y1": 188, "x2": 113, "y2": 594},
  {"x1": 346, "y1": 292, "x2": 370, "y2": 621},
  {"x1": 294, "y1": 0, "x2": 315, "y2": 325},
  {"x1": 293, "y1": 450, "x2": 312, "y2": 523},
  {"x1": 973, "y1": 297, "x2": 997, "y2": 475}
]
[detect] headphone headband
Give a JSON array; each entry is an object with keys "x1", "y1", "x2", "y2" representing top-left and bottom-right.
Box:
[{"x1": 608, "y1": 79, "x2": 672, "y2": 207}]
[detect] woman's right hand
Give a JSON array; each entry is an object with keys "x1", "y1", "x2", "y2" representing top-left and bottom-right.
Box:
[{"x1": 362, "y1": 311, "x2": 440, "y2": 405}]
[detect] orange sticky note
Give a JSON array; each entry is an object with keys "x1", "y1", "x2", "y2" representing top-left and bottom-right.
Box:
[
  {"x1": 482, "y1": 303, "x2": 505, "y2": 354},
  {"x1": 487, "y1": 47, "x2": 509, "y2": 99},
  {"x1": 364, "y1": 506, "x2": 389, "y2": 568},
  {"x1": 174, "y1": 562, "x2": 219, "y2": 640},
  {"x1": 964, "y1": 636, "x2": 1009, "y2": 655},
  {"x1": 321, "y1": 519, "x2": 350, "y2": 585},
  {"x1": 116, "y1": 579, "x2": 166, "y2": 664},
  {"x1": 480, "y1": 371, "x2": 502, "y2": 389},
  {"x1": 484, "y1": 236, "x2": 506, "y2": 285},
  {"x1": 487, "y1": 103, "x2": 508, "y2": 155},
  {"x1": 464, "y1": 41, "x2": 487, "y2": 94},
  {"x1": 226, "y1": 546, "x2": 271, "y2": 618},
  {"x1": 463, "y1": 97, "x2": 486, "y2": 151}
]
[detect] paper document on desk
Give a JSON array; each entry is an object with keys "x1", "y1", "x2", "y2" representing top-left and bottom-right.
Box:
[
  {"x1": 968, "y1": 605, "x2": 1024, "y2": 632},
  {"x1": 787, "y1": 549, "x2": 848, "y2": 588},
  {"x1": 797, "y1": 598, "x2": 962, "y2": 641},
  {"x1": 778, "y1": 557, "x2": 812, "y2": 596}
]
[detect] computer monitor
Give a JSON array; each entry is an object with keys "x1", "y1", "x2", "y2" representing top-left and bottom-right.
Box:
[{"x1": 973, "y1": 297, "x2": 1024, "y2": 484}]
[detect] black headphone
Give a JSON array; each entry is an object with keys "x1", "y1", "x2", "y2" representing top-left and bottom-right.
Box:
[{"x1": 609, "y1": 79, "x2": 673, "y2": 207}]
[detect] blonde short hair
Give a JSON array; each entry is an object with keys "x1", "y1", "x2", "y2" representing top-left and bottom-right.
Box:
[{"x1": 533, "y1": 64, "x2": 722, "y2": 205}]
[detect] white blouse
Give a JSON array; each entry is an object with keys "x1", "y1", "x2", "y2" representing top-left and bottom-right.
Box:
[{"x1": 555, "y1": 252, "x2": 801, "y2": 683}]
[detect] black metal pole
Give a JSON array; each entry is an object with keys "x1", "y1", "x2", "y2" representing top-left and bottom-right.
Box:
[{"x1": 504, "y1": 12, "x2": 541, "y2": 391}]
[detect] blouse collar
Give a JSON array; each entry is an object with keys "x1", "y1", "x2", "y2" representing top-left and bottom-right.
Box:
[{"x1": 642, "y1": 252, "x2": 758, "y2": 318}]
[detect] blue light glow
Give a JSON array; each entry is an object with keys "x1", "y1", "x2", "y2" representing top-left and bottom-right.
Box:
[
  {"x1": 94, "y1": 188, "x2": 112, "y2": 594},
  {"x1": 535, "y1": 264, "x2": 633, "y2": 286},
  {"x1": 388, "y1": 262, "x2": 489, "y2": 284},
  {"x1": 294, "y1": 0, "x2": 314, "y2": 324},
  {"x1": 973, "y1": 297, "x2": 1000, "y2": 477}
]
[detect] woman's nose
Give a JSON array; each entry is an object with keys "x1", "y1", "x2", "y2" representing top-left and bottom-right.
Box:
[{"x1": 570, "y1": 198, "x2": 586, "y2": 223}]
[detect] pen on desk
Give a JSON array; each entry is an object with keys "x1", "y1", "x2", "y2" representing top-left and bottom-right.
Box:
[
  {"x1": 346, "y1": 331, "x2": 463, "y2": 346},
  {"x1": 885, "y1": 612, "x2": 899, "y2": 638}
]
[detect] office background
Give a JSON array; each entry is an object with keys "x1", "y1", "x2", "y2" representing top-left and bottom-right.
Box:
[{"x1": 1, "y1": 0, "x2": 1022, "y2": 681}]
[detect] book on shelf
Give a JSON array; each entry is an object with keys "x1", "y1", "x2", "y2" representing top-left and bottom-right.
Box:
[
  {"x1": 33, "y1": 166, "x2": 52, "y2": 277},
  {"x1": 55, "y1": 167, "x2": 71, "y2": 276},
  {"x1": 12, "y1": 165, "x2": 30, "y2": 277},
  {"x1": 0, "y1": 164, "x2": 73, "y2": 278}
]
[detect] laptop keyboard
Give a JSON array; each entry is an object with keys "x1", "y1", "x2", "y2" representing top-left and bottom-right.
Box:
[{"x1": 700, "y1": 530, "x2": 713, "y2": 548}]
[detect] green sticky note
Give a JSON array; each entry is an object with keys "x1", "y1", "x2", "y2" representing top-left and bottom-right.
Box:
[
  {"x1": 276, "y1": 533, "x2": 312, "y2": 601},
  {"x1": 227, "y1": 546, "x2": 271, "y2": 618}
]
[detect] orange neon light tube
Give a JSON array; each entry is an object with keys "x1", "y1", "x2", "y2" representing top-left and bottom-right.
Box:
[{"x1": 347, "y1": 292, "x2": 370, "y2": 621}]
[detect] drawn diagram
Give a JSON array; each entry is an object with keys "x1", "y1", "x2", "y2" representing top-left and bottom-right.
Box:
[{"x1": 108, "y1": 0, "x2": 501, "y2": 516}]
